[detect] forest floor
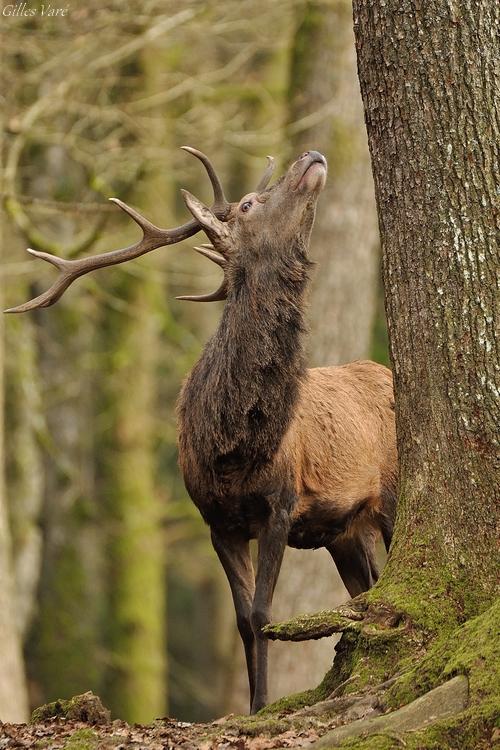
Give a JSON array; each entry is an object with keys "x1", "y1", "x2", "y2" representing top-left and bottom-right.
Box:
[
  {"x1": 1, "y1": 599, "x2": 498, "y2": 750},
  {"x1": 0, "y1": 711, "x2": 321, "y2": 750},
  {"x1": 0, "y1": 684, "x2": 325, "y2": 750},
  {"x1": 0, "y1": 672, "x2": 496, "y2": 750}
]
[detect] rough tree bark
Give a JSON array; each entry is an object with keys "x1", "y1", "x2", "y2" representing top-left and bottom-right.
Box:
[
  {"x1": 270, "y1": 0, "x2": 380, "y2": 703},
  {"x1": 352, "y1": 0, "x2": 498, "y2": 625}
]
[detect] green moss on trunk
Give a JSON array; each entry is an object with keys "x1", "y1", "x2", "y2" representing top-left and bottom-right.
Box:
[{"x1": 98, "y1": 273, "x2": 166, "y2": 723}]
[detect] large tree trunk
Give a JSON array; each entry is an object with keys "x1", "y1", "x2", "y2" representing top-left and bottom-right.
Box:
[
  {"x1": 98, "y1": 46, "x2": 170, "y2": 724},
  {"x1": 0, "y1": 240, "x2": 29, "y2": 722},
  {"x1": 270, "y1": 0, "x2": 379, "y2": 704},
  {"x1": 22, "y1": 145, "x2": 106, "y2": 711},
  {"x1": 353, "y1": 0, "x2": 498, "y2": 622},
  {"x1": 98, "y1": 275, "x2": 166, "y2": 724},
  {"x1": 5, "y1": 311, "x2": 44, "y2": 641},
  {"x1": 268, "y1": 0, "x2": 498, "y2": 742}
]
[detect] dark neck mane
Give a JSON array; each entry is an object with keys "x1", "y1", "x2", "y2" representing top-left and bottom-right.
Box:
[{"x1": 178, "y1": 238, "x2": 311, "y2": 494}]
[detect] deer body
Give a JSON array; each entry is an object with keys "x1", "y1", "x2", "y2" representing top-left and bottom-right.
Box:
[
  {"x1": 176, "y1": 152, "x2": 396, "y2": 712},
  {"x1": 180, "y1": 358, "x2": 395, "y2": 549},
  {"x1": 8, "y1": 147, "x2": 397, "y2": 716},
  {"x1": 178, "y1": 258, "x2": 396, "y2": 550}
]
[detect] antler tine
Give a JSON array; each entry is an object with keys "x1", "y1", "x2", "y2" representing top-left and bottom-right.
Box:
[
  {"x1": 175, "y1": 243, "x2": 228, "y2": 303},
  {"x1": 176, "y1": 278, "x2": 227, "y2": 303},
  {"x1": 193, "y1": 244, "x2": 227, "y2": 268},
  {"x1": 255, "y1": 156, "x2": 275, "y2": 192},
  {"x1": 4, "y1": 249, "x2": 79, "y2": 313},
  {"x1": 181, "y1": 146, "x2": 230, "y2": 210},
  {"x1": 5, "y1": 147, "x2": 231, "y2": 314},
  {"x1": 109, "y1": 197, "x2": 162, "y2": 232}
]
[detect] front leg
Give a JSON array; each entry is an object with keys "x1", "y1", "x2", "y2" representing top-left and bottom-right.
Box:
[
  {"x1": 250, "y1": 503, "x2": 291, "y2": 713},
  {"x1": 210, "y1": 529, "x2": 257, "y2": 709}
]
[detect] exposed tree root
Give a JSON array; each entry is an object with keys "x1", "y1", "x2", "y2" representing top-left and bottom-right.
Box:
[
  {"x1": 263, "y1": 598, "x2": 375, "y2": 641},
  {"x1": 307, "y1": 675, "x2": 469, "y2": 748},
  {"x1": 264, "y1": 598, "x2": 404, "y2": 642}
]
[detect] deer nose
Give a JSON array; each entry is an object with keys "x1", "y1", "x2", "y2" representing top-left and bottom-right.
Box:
[
  {"x1": 299, "y1": 150, "x2": 327, "y2": 166},
  {"x1": 307, "y1": 150, "x2": 327, "y2": 166}
]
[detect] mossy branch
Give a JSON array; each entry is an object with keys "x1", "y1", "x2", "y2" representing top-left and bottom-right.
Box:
[
  {"x1": 263, "y1": 599, "x2": 404, "y2": 642},
  {"x1": 263, "y1": 609, "x2": 361, "y2": 641}
]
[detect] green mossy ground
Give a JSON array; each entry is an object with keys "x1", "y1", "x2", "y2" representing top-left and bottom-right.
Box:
[
  {"x1": 334, "y1": 715, "x2": 497, "y2": 750},
  {"x1": 387, "y1": 597, "x2": 499, "y2": 707},
  {"x1": 263, "y1": 599, "x2": 420, "y2": 712},
  {"x1": 381, "y1": 598, "x2": 499, "y2": 749},
  {"x1": 62, "y1": 729, "x2": 99, "y2": 750}
]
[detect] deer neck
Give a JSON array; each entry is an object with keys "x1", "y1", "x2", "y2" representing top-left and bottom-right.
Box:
[{"x1": 178, "y1": 240, "x2": 311, "y2": 492}]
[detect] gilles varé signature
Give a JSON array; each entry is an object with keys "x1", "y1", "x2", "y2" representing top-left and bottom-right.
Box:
[{"x1": 3, "y1": 3, "x2": 69, "y2": 16}]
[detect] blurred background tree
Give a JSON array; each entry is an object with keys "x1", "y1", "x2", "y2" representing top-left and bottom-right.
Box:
[{"x1": 1, "y1": 0, "x2": 387, "y2": 723}]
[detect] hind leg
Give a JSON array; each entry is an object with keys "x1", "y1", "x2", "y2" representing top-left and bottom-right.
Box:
[
  {"x1": 379, "y1": 487, "x2": 397, "y2": 553},
  {"x1": 327, "y1": 532, "x2": 379, "y2": 598},
  {"x1": 379, "y1": 512, "x2": 394, "y2": 553}
]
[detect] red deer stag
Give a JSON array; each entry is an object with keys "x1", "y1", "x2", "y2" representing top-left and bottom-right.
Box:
[{"x1": 6, "y1": 147, "x2": 397, "y2": 714}]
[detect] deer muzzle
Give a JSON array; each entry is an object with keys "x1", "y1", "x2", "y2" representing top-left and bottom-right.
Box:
[{"x1": 292, "y1": 151, "x2": 328, "y2": 193}]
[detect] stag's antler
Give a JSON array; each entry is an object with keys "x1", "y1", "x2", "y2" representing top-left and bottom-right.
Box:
[
  {"x1": 255, "y1": 156, "x2": 275, "y2": 192},
  {"x1": 4, "y1": 147, "x2": 230, "y2": 314},
  {"x1": 4, "y1": 148, "x2": 276, "y2": 312},
  {"x1": 176, "y1": 244, "x2": 228, "y2": 302}
]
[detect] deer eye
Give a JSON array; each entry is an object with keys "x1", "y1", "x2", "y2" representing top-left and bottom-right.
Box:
[{"x1": 240, "y1": 201, "x2": 252, "y2": 213}]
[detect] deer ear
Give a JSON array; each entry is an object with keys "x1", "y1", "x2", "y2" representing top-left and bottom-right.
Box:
[{"x1": 181, "y1": 190, "x2": 230, "y2": 248}]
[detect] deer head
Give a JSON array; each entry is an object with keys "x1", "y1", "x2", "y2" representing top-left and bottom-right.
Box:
[
  {"x1": 4, "y1": 148, "x2": 327, "y2": 312},
  {"x1": 178, "y1": 150, "x2": 327, "y2": 302}
]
